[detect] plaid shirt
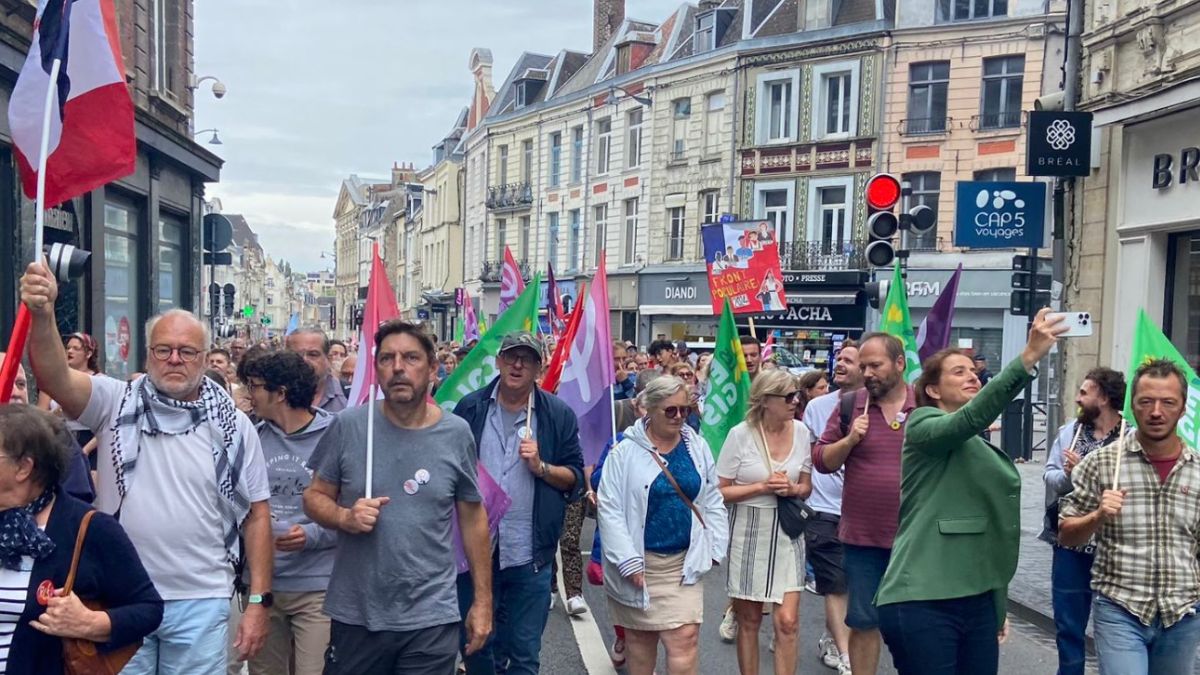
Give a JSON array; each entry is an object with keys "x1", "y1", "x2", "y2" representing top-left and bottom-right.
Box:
[{"x1": 1060, "y1": 437, "x2": 1200, "y2": 627}]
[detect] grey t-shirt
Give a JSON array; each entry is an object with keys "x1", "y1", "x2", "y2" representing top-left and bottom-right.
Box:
[{"x1": 308, "y1": 403, "x2": 481, "y2": 632}]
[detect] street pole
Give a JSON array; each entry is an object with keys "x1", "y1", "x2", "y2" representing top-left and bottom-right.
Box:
[
  {"x1": 1023, "y1": 245, "x2": 1039, "y2": 462},
  {"x1": 898, "y1": 180, "x2": 912, "y2": 281}
]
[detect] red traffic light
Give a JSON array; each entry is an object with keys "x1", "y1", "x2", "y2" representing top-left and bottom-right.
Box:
[{"x1": 865, "y1": 173, "x2": 901, "y2": 210}]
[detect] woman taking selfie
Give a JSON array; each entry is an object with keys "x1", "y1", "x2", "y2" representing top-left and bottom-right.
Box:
[
  {"x1": 716, "y1": 369, "x2": 813, "y2": 675},
  {"x1": 598, "y1": 376, "x2": 728, "y2": 675},
  {"x1": 875, "y1": 308, "x2": 1066, "y2": 675}
]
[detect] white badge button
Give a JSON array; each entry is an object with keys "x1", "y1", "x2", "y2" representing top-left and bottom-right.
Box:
[
  {"x1": 403, "y1": 479, "x2": 419, "y2": 495},
  {"x1": 415, "y1": 469, "x2": 430, "y2": 485}
]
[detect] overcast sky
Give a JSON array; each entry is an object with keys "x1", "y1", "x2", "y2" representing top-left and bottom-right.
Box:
[{"x1": 194, "y1": 0, "x2": 683, "y2": 274}]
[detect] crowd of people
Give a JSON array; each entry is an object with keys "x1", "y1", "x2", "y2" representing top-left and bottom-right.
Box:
[{"x1": 2, "y1": 255, "x2": 1198, "y2": 675}]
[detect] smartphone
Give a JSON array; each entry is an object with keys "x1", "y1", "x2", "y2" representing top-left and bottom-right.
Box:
[{"x1": 1047, "y1": 311, "x2": 1093, "y2": 337}]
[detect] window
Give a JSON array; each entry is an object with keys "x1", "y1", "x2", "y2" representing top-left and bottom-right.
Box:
[
  {"x1": 521, "y1": 140, "x2": 533, "y2": 183},
  {"x1": 754, "y1": 181, "x2": 795, "y2": 247},
  {"x1": 817, "y1": 186, "x2": 850, "y2": 251},
  {"x1": 519, "y1": 216, "x2": 531, "y2": 262},
  {"x1": 756, "y1": 71, "x2": 798, "y2": 144},
  {"x1": 623, "y1": 198, "x2": 639, "y2": 265},
  {"x1": 596, "y1": 118, "x2": 612, "y2": 174},
  {"x1": 939, "y1": 0, "x2": 1008, "y2": 21},
  {"x1": 980, "y1": 56, "x2": 1024, "y2": 129},
  {"x1": 1167, "y1": 232, "x2": 1200, "y2": 368},
  {"x1": 152, "y1": 0, "x2": 182, "y2": 94},
  {"x1": 104, "y1": 202, "x2": 141, "y2": 379},
  {"x1": 705, "y1": 92, "x2": 725, "y2": 154},
  {"x1": 695, "y1": 12, "x2": 716, "y2": 52},
  {"x1": 626, "y1": 109, "x2": 643, "y2": 169},
  {"x1": 973, "y1": 167, "x2": 1017, "y2": 182},
  {"x1": 547, "y1": 213, "x2": 560, "y2": 268},
  {"x1": 571, "y1": 127, "x2": 584, "y2": 183},
  {"x1": 593, "y1": 204, "x2": 608, "y2": 268},
  {"x1": 549, "y1": 132, "x2": 562, "y2": 187},
  {"x1": 671, "y1": 99, "x2": 691, "y2": 160},
  {"x1": 700, "y1": 190, "x2": 720, "y2": 257},
  {"x1": 497, "y1": 145, "x2": 509, "y2": 185},
  {"x1": 907, "y1": 62, "x2": 950, "y2": 134},
  {"x1": 667, "y1": 207, "x2": 686, "y2": 261},
  {"x1": 811, "y1": 61, "x2": 859, "y2": 139},
  {"x1": 568, "y1": 210, "x2": 582, "y2": 272},
  {"x1": 496, "y1": 218, "x2": 507, "y2": 258},
  {"x1": 903, "y1": 172, "x2": 941, "y2": 250}
]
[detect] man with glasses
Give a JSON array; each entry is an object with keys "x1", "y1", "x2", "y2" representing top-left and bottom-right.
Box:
[
  {"x1": 19, "y1": 261, "x2": 274, "y2": 675},
  {"x1": 452, "y1": 331, "x2": 584, "y2": 675},
  {"x1": 286, "y1": 327, "x2": 347, "y2": 413}
]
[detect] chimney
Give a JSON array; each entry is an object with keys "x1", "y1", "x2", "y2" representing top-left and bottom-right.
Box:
[{"x1": 593, "y1": 0, "x2": 625, "y2": 53}]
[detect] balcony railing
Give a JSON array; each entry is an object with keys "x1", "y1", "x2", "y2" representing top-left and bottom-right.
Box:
[
  {"x1": 480, "y1": 259, "x2": 532, "y2": 283},
  {"x1": 972, "y1": 110, "x2": 1022, "y2": 131},
  {"x1": 486, "y1": 182, "x2": 533, "y2": 211},
  {"x1": 779, "y1": 239, "x2": 868, "y2": 271},
  {"x1": 901, "y1": 116, "x2": 950, "y2": 136}
]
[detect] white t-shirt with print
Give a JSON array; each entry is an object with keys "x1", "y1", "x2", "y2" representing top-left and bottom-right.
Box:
[
  {"x1": 78, "y1": 375, "x2": 270, "y2": 600},
  {"x1": 716, "y1": 420, "x2": 813, "y2": 509}
]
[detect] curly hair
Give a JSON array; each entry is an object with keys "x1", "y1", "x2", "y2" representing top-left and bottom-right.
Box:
[
  {"x1": 238, "y1": 350, "x2": 318, "y2": 409},
  {"x1": 1083, "y1": 367, "x2": 1126, "y2": 410}
]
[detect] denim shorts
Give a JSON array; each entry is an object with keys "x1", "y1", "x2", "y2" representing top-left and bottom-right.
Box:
[{"x1": 842, "y1": 544, "x2": 892, "y2": 630}]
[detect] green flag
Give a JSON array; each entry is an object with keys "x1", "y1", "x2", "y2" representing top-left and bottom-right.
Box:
[
  {"x1": 879, "y1": 261, "x2": 921, "y2": 383},
  {"x1": 453, "y1": 313, "x2": 465, "y2": 344},
  {"x1": 435, "y1": 275, "x2": 541, "y2": 409},
  {"x1": 700, "y1": 299, "x2": 751, "y2": 458},
  {"x1": 1123, "y1": 309, "x2": 1200, "y2": 448}
]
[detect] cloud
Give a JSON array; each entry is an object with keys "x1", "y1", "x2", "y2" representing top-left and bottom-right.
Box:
[{"x1": 194, "y1": 0, "x2": 682, "y2": 274}]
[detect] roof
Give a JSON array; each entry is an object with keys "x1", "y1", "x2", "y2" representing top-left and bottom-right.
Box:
[
  {"x1": 489, "y1": 52, "x2": 555, "y2": 116},
  {"x1": 224, "y1": 214, "x2": 261, "y2": 253}
]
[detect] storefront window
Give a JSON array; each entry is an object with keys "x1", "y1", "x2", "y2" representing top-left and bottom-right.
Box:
[
  {"x1": 158, "y1": 215, "x2": 186, "y2": 312},
  {"x1": 104, "y1": 203, "x2": 141, "y2": 379},
  {"x1": 1168, "y1": 231, "x2": 1200, "y2": 367},
  {"x1": 950, "y1": 327, "x2": 1003, "y2": 365}
]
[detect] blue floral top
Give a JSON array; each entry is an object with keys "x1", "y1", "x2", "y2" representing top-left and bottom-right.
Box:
[{"x1": 643, "y1": 439, "x2": 701, "y2": 554}]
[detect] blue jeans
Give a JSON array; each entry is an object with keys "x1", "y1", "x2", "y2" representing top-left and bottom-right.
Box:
[
  {"x1": 456, "y1": 558, "x2": 553, "y2": 675},
  {"x1": 1093, "y1": 594, "x2": 1200, "y2": 675},
  {"x1": 842, "y1": 544, "x2": 892, "y2": 630},
  {"x1": 121, "y1": 598, "x2": 229, "y2": 675},
  {"x1": 878, "y1": 591, "x2": 998, "y2": 675},
  {"x1": 1051, "y1": 546, "x2": 1094, "y2": 675}
]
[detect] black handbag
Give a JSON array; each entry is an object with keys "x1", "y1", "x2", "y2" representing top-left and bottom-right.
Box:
[{"x1": 753, "y1": 424, "x2": 815, "y2": 539}]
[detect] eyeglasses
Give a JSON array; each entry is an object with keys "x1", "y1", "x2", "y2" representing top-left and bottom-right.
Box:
[
  {"x1": 149, "y1": 345, "x2": 202, "y2": 363},
  {"x1": 768, "y1": 391, "x2": 800, "y2": 404},
  {"x1": 245, "y1": 381, "x2": 267, "y2": 393},
  {"x1": 677, "y1": 371, "x2": 696, "y2": 381},
  {"x1": 660, "y1": 406, "x2": 688, "y2": 419},
  {"x1": 499, "y1": 351, "x2": 539, "y2": 367}
]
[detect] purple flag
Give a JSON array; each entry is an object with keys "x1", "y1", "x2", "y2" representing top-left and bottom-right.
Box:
[
  {"x1": 450, "y1": 461, "x2": 511, "y2": 574},
  {"x1": 558, "y1": 256, "x2": 615, "y2": 466},
  {"x1": 916, "y1": 264, "x2": 963, "y2": 363}
]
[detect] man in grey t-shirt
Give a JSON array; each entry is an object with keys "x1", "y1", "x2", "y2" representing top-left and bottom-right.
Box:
[{"x1": 305, "y1": 321, "x2": 492, "y2": 674}]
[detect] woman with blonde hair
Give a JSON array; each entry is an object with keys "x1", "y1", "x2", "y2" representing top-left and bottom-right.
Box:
[
  {"x1": 598, "y1": 376, "x2": 729, "y2": 675},
  {"x1": 717, "y1": 368, "x2": 814, "y2": 675}
]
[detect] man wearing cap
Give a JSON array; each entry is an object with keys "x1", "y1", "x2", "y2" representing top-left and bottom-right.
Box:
[{"x1": 452, "y1": 331, "x2": 584, "y2": 675}]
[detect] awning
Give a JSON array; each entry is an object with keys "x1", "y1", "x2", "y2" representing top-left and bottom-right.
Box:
[
  {"x1": 638, "y1": 304, "x2": 713, "y2": 316},
  {"x1": 785, "y1": 292, "x2": 859, "y2": 305}
]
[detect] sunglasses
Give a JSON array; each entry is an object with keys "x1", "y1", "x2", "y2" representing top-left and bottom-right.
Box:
[
  {"x1": 768, "y1": 391, "x2": 800, "y2": 404},
  {"x1": 660, "y1": 405, "x2": 689, "y2": 419}
]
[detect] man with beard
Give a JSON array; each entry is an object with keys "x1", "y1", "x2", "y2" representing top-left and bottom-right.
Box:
[
  {"x1": 286, "y1": 328, "x2": 348, "y2": 413},
  {"x1": 1042, "y1": 367, "x2": 1125, "y2": 675},
  {"x1": 304, "y1": 320, "x2": 492, "y2": 672},
  {"x1": 813, "y1": 333, "x2": 913, "y2": 675},
  {"x1": 339, "y1": 355, "x2": 357, "y2": 399},
  {"x1": 19, "y1": 263, "x2": 273, "y2": 673},
  {"x1": 1060, "y1": 359, "x2": 1200, "y2": 674},
  {"x1": 452, "y1": 331, "x2": 583, "y2": 675}
]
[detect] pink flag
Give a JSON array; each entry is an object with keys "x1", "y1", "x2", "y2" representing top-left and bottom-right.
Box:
[
  {"x1": 763, "y1": 330, "x2": 776, "y2": 359},
  {"x1": 463, "y1": 288, "x2": 480, "y2": 344},
  {"x1": 346, "y1": 244, "x2": 400, "y2": 406},
  {"x1": 499, "y1": 246, "x2": 525, "y2": 312},
  {"x1": 558, "y1": 255, "x2": 615, "y2": 466},
  {"x1": 450, "y1": 460, "x2": 512, "y2": 574}
]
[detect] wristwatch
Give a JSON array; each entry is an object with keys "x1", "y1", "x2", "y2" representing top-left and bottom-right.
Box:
[{"x1": 247, "y1": 592, "x2": 274, "y2": 608}]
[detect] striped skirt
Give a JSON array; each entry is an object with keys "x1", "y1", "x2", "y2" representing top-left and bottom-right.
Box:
[{"x1": 726, "y1": 502, "x2": 805, "y2": 604}]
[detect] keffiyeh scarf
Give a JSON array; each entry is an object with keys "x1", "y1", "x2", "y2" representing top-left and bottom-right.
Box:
[
  {"x1": 0, "y1": 487, "x2": 55, "y2": 571},
  {"x1": 111, "y1": 376, "x2": 250, "y2": 565}
]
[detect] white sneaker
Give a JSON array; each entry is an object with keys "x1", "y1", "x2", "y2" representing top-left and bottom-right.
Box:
[
  {"x1": 718, "y1": 607, "x2": 737, "y2": 642},
  {"x1": 837, "y1": 653, "x2": 852, "y2": 675},
  {"x1": 610, "y1": 637, "x2": 626, "y2": 668},
  {"x1": 566, "y1": 595, "x2": 588, "y2": 616},
  {"x1": 819, "y1": 634, "x2": 840, "y2": 669}
]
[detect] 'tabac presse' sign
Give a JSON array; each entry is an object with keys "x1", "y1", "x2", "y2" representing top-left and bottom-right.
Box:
[{"x1": 954, "y1": 181, "x2": 1047, "y2": 249}]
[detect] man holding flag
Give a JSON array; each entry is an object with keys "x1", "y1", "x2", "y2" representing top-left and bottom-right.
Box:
[{"x1": 452, "y1": 330, "x2": 583, "y2": 675}]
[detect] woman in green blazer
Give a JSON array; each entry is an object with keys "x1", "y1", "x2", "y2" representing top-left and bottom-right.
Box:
[{"x1": 875, "y1": 309, "x2": 1065, "y2": 675}]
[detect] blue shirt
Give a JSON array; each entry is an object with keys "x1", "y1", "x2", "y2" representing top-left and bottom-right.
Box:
[
  {"x1": 643, "y1": 440, "x2": 701, "y2": 554},
  {"x1": 479, "y1": 388, "x2": 536, "y2": 569}
]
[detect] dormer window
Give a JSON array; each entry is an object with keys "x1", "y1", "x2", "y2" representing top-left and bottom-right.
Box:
[
  {"x1": 695, "y1": 12, "x2": 716, "y2": 52},
  {"x1": 616, "y1": 44, "x2": 632, "y2": 75}
]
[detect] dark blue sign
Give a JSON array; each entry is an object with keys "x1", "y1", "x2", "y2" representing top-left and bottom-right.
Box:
[{"x1": 954, "y1": 181, "x2": 1047, "y2": 249}]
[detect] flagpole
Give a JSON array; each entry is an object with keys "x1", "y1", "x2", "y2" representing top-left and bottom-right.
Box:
[
  {"x1": 1111, "y1": 418, "x2": 1127, "y2": 491},
  {"x1": 366, "y1": 381, "x2": 375, "y2": 499}
]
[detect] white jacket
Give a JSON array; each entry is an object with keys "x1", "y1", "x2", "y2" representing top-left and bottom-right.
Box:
[{"x1": 597, "y1": 419, "x2": 730, "y2": 610}]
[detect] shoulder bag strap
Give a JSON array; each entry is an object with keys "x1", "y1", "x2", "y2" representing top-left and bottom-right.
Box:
[
  {"x1": 644, "y1": 447, "x2": 706, "y2": 529},
  {"x1": 63, "y1": 510, "x2": 96, "y2": 595},
  {"x1": 751, "y1": 424, "x2": 776, "y2": 472}
]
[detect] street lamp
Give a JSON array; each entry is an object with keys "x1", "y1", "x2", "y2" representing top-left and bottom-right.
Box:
[
  {"x1": 605, "y1": 86, "x2": 652, "y2": 107},
  {"x1": 189, "y1": 74, "x2": 227, "y2": 99},
  {"x1": 194, "y1": 129, "x2": 222, "y2": 145}
]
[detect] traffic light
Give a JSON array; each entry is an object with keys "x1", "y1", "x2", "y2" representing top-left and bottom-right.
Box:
[
  {"x1": 864, "y1": 280, "x2": 890, "y2": 310},
  {"x1": 864, "y1": 174, "x2": 900, "y2": 268},
  {"x1": 353, "y1": 306, "x2": 365, "y2": 330},
  {"x1": 223, "y1": 283, "x2": 236, "y2": 318},
  {"x1": 329, "y1": 305, "x2": 337, "y2": 331},
  {"x1": 1010, "y1": 255, "x2": 1051, "y2": 316},
  {"x1": 209, "y1": 283, "x2": 220, "y2": 318}
]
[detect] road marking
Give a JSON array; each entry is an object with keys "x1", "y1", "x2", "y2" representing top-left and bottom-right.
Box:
[{"x1": 556, "y1": 548, "x2": 618, "y2": 675}]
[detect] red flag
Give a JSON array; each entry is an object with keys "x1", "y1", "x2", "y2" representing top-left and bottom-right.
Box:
[
  {"x1": 763, "y1": 330, "x2": 776, "y2": 359},
  {"x1": 541, "y1": 282, "x2": 586, "y2": 393},
  {"x1": 10, "y1": 0, "x2": 135, "y2": 207},
  {"x1": 547, "y1": 262, "x2": 566, "y2": 337},
  {"x1": 347, "y1": 244, "x2": 400, "y2": 405},
  {"x1": 499, "y1": 246, "x2": 525, "y2": 312}
]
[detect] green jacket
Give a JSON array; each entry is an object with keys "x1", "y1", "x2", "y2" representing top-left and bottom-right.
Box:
[{"x1": 874, "y1": 358, "x2": 1032, "y2": 626}]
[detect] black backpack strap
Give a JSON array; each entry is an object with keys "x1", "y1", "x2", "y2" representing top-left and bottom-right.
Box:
[{"x1": 839, "y1": 390, "x2": 857, "y2": 438}]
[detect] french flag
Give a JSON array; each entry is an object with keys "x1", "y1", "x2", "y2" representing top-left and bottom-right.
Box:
[{"x1": 9, "y1": 0, "x2": 135, "y2": 207}]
